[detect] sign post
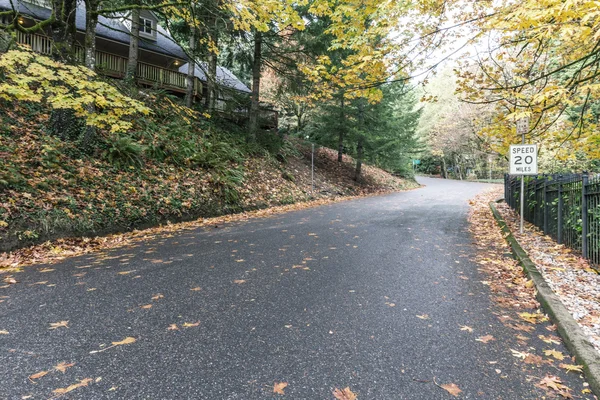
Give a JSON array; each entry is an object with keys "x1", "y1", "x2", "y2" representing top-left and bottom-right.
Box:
[{"x1": 513, "y1": 117, "x2": 534, "y2": 233}]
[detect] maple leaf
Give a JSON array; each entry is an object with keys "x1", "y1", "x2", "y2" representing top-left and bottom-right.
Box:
[
  {"x1": 538, "y1": 335, "x2": 560, "y2": 345},
  {"x1": 183, "y1": 321, "x2": 200, "y2": 328},
  {"x1": 536, "y1": 375, "x2": 569, "y2": 392},
  {"x1": 459, "y1": 325, "x2": 473, "y2": 333},
  {"x1": 332, "y1": 387, "x2": 357, "y2": 400},
  {"x1": 559, "y1": 363, "x2": 584, "y2": 373},
  {"x1": 476, "y1": 335, "x2": 495, "y2": 343},
  {"x1": 48, "y1": 320, "x2": 69, "y2": 330},
  {"x1": 52, "y1": 378, "x2": 92, "y2": 395},
  {"x1": 440, "y1": 383, "x2": 462, "y2": 397},
  {"x1": 54, "y1": 362, "x2": 75, "y2": 373},
  {"x1": 544, "y1": 349, "x2": 565, "y2": 360},
  {"x1": 167, "y1": 324, "x2": 179, "y2": 331},
  {"x1": 273, "y1": 382, "x2": 288, "y2": 395},
  {"x1": 29, "y1": 370, "x2": 49, "y2": 380}
]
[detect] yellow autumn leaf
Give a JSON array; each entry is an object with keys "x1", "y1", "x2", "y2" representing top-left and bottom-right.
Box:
[
  {"x1": 52, "y1": 378, "x2": 92, "y2": 395},
  {"x1": 112, "y1": 337, "x2": 136, "y2": 346}
]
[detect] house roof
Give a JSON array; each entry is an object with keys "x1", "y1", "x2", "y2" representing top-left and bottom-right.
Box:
[
  {"x1": 0, "y1": 0, "x2": 186, "y2": 59},
  {"x1": 3, "y1": 0, "x2": 251, "y2": 92},
  {"x1": 179, "y1": 63, "x2": 251, "y2": 94}
]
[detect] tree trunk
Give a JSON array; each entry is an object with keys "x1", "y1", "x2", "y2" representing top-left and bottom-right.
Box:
[
  {"x1": 185, "y1": 29, "x2": 196, "y2": 108},
  {"x1": 248, "y1": 31, "x2": 262, "y2": 139},
  {"x1": 441, "y1": 156, "x2": 447, "y2": 179},
  {"x1": 49, "y1": 0, "x2": 78, "y2": 140},
  {"x1": 51, "y1": 0, "x2": 77, "y2": 62},
  {"x1": 354, "y1": 136, "x2": 363, "y2": 181},
  {"x1": 455, "y1": 155, "x2": 463, "y2": 180},
  {"x1": 125, "y1": 8, "x2": 140, "y2": 84},
  {"x1": 81, "y1": 0, "x2": 99, "y2": 153},
  {"x1": 337, "y1": 96, "x2": 344, "y2": 163},
  {"x1": 206, "y1": 21, "x2": 218, "y2": 112}
]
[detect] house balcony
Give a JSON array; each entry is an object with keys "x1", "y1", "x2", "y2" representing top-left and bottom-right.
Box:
[{"x1": 15, "y1": 31, "x2": 201, "y2": 96}]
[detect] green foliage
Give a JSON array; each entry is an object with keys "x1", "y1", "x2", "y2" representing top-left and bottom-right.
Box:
[{"x1": 104, "y1": 135, "x2": 145, "y2": 169}]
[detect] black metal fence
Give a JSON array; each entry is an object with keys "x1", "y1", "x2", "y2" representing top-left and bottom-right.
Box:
[{"x1": 504, "y1": 173, "x2": 600, "y2": 266}]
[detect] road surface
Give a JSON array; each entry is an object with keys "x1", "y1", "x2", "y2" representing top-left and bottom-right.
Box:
[{"x1": 0, "y1": 177, "x2": 592, "y2": 399}]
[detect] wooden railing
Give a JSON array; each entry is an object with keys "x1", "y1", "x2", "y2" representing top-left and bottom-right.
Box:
[{"x1": 15, "y1": 32, "x2": 200, "y2": 94}]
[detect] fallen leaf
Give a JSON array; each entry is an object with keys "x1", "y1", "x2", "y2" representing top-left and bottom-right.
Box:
[
  {"x1": 440, "y1": 383, "x2": 462, "y2": 397},
  {"x1": 38, "y1": 268, "x2": 54, "y2": 273},
  {"x1": 233, "y1": 279, "x2": 246, "y2": 284},
  {"x1": 190, "y1": 287, "x2": 201, "y2": 291},
  {"x1": 536, "y1": 375, "x2": 567, "y2": 391},
  {"x1": 544, "y1": 349, "x2": 565, "y2": 360},
  {"x1": 559, "y1": 363, "x2": 584, "y2": 373},
  {"x1": 416, "y1": 314, "x2": 429, "y2": 320},
  {"x1": 151, "y1": 294, "x2": 164, "y2": 300},
  {"x1": 48, "y1": 320, "x2": 69, "y2": 330},
  {"x1": 273, "y1": 382, "x2": 288, "y2": 395},
  {"x1": 3, "y1": 276, "x2": 17, "y2": 284},
  {"x1": 476, "y1": 335, "x2": 495, "y2": 343},
  {"x1": 538, "y1": 335, "x2": 560, "y2": 345},
  {"x1": 167, "y1": 324, "x2": 179, "y2": 331},
  {"x1": 112, "y1": 337, "x2": 136, "y2": 346},
  {"x1": 52, "y1": 378, "x2": 92, "y2": 395},
  {"x1": 54, "y1": 362, "x2": 75, "y2": 373},
  {"x1": 140, "y1": 304, "x2": 152, "y2": 309},
  {"x1": 511, "y1": 349, "x2": 529, "y2": 359},
  {"x1": 459, "y1": 325, "x2": 473, "y2": 333},
  {"x1": 183, "y1": 321, "x2": 200, "y2": 328},
  {"x1": 117, "y1": 270, "x2": 136, "y2": 275},
  {"x1": 0, "y1": 330, "x2": 8, "y2": 334},
  {"x1": 29, "y1": 370, "x2": 49, "y2": 380},
  {"x1": 332, "y1": 387, "x2": 357, "y2": 400}
]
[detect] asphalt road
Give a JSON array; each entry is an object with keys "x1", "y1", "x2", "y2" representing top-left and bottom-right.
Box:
[{"x1": 0, "y1": 177, "x2": 593, "y2": 399}]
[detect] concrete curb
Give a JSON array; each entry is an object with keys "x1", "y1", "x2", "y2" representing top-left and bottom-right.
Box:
[{"x1": 489, "y1": 200, "x2": 600, "y2": 396}]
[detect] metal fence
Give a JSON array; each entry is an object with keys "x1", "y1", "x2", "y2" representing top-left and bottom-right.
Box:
[{"x1": 505, "y1": 173, "x2": 600, "y2": 266}]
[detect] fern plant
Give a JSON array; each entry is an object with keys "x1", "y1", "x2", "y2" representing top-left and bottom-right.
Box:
[{"x1": 104, "y1": 136, "x2": 145, "y2": 169}]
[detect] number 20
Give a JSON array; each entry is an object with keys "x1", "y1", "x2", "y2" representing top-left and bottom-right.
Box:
[{"x1": 514, "y1": 155, "x2": 533, "y2": 164}]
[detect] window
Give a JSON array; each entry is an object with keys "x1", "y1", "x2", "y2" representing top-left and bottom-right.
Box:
[{"x1": 139, "y1": 17, "x2": 153, "y2": 35}]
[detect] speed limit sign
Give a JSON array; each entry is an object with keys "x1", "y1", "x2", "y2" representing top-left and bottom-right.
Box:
[{"x1": 509, "y1": 144, "x2": 538, "y2": 175}]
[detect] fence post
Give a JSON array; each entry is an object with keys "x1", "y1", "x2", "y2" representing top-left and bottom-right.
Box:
[
  {"x1": 582, "y1": 171, "x2": 589, "y2": 259},
  {"x1": 557, "y1": 175, "x2": 563, "y2": 244},
  {"x1": 543, "y1": 174, "x2": 548, "y2": 234}
]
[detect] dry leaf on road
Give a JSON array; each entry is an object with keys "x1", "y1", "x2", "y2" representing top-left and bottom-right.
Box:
[
  {"x1": 440, "y1": 383, "x2": 462, "y2": 397},
  {"x1": 29, "y1": 370, "x2": 49, "y2": 381},
  {"x1": 544, "y1": 349, "x2": 565, "y2": 360},
  {"x1": 183, "y1": 321, "x2": 200, "y2": 328},
  {"x1": 54, "y1": 362, "x2": 75, "y2": 373},
  {"x1": 332, "y1": 387, "x2": 357, "y2": 400},
  {"x1": 459, "y1": 325, "x2": 473, "y2": 333},
  {"x1": 273, "y1": 382, "x2": 288, "y2": 395},
  {"x1": 48, "y1": 321, "x2": 69, "y2": 330},
  {"x1": 476, "y1": 335, "x2": 495, "y2": 344},
  {"x1": 52, "y1": 378, "x2": 92, "y2": 395},
  {"x1": 112, "y1": 337, "x2": 136, "y2": 346}
]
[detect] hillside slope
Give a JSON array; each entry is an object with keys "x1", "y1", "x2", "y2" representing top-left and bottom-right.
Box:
[{"x1": 0, "y1": 102, "x2": 416, "y2": 257}]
